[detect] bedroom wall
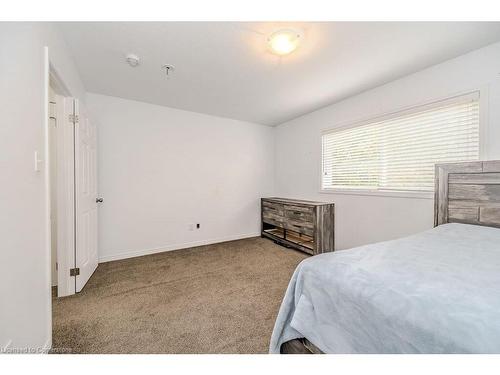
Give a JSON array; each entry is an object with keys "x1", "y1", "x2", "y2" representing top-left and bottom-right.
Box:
[
  {"x1": 274, "y1": 41, "x2": 500, "y2": 250},
  {"x1": 0, "y1": 23, "x2": 86, "y2": 351},
  {"x1": 86, "y1": 93, "x2": 275, "y2": 262}
]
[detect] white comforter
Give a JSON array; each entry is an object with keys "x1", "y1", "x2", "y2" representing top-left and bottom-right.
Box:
[{"x1": 269, "y1": 223, "x2": 500, "y2": 353}]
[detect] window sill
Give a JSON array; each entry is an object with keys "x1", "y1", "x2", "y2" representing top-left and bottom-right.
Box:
[{"x1": 319, "y1": 188, "x2": 433, "y2": 199}]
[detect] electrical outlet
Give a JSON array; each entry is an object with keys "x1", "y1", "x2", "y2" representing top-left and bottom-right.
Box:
[
  {"x1": 188, "y1": 224, "x2": 195, "y2": 231},
  {"x1": 196, "y1": 223, "x2": 200, "y2": 229}
]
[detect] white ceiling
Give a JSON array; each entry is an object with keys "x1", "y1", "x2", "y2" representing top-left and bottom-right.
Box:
[{"x1": 59, "y1": 22, "x2": 500, "y2": 126}]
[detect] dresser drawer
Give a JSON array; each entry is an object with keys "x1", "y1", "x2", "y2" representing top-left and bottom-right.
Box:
[
  {"x1": 284, "y1": 220, "x2": 314, "y2": 237},
  {"x1": 263, "y1": 201, "x2": 284, "y2": 215},
  {"x1": 262, "y1": 202, "x2": 284, "y2": 228},
  {"x1": 263, "y1": 215, "x2": 284, "y2": 228},
  {"x1": 285, "y1": 205, "x2": 314, "y2": 222}
]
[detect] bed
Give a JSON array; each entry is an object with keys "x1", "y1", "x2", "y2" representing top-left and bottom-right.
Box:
[{"x1": 270, "y1": 160, "x2": 500, "y2": 354}]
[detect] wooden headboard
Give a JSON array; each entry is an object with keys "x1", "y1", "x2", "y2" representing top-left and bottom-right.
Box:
[{"x1": 435, "y1": 160, "x2": 500, "y2": 228}]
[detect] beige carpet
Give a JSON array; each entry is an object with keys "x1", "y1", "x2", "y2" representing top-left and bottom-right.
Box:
[{"x1": 52, "y1": 237, "x2": 307, "y2": 353}]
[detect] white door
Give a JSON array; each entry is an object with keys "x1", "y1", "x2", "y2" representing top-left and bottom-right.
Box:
[{"x1": 74, "y1": 100, "x2": 99, "y2": 292}]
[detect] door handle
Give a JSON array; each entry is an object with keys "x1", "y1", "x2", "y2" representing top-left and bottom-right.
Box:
[{"x1": 96, "y1": 197, "x2": 104, "y2": 203}]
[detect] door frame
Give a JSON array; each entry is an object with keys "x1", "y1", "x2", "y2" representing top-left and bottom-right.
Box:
[
  {"x1": 54, "y1": 94, "x2": 77, "y2": 297},
  {"x1": 47, "y1": 58, "x2": 77, "y2": 297}
]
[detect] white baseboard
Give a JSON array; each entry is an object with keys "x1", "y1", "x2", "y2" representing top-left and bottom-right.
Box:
[{"x1": 98, "y1": 232, "x2": 260, "y2": 263}]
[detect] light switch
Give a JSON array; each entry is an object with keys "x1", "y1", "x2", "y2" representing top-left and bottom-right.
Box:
[{"x1": 34, "y1": 151, "x2": 43, "y2": 172}]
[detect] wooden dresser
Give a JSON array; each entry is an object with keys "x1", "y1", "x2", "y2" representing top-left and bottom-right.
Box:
[{"x1": 261, "y1": 197, "x2": 334, "y2": 255}]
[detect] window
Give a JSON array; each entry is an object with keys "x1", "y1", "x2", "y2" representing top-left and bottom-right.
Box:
[{"x1": 321, "y1": 92, "x2": 480, "y2": 193}]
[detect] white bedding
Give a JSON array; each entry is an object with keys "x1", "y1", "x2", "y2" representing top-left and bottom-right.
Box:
[{"x1": 269, "y1": 223, "x2": 500, "y2": 353}]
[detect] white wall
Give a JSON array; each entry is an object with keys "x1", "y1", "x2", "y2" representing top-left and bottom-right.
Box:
[
  {"x1": 275, "y1": 41, "x2": 500, "y2": 250},
  {"x1": 0, "y1": 23, "x2": 85, "y2": 351},
  {"x1": 86, "y1": 93, "x2": 274, "y2": 262}
]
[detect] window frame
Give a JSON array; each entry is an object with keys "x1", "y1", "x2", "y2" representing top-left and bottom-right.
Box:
[{"x1": 319, "y1": 90, "x2": 487, "y2": 199}]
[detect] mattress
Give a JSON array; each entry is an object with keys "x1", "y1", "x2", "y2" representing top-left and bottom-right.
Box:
[{"x1": 269, "y1": 223, "x2": 500, "y2": 353}]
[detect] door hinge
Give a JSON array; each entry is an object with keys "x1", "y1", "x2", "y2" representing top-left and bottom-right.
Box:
[
  {"x1": 70, "y1": 267, "x2": 80, "y2": 277},
  {"x1": 69, "y1": 114, "x2": 79, "y2": 123}
]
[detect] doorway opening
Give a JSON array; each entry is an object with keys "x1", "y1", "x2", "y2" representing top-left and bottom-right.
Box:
[{"x1": 48, "y1": 67, "x2": 99, "y2": 298}]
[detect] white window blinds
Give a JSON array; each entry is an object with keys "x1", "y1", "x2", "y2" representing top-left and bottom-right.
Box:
[{"x1": 321, "y1": 92, "x2": 480, "y2": 192}]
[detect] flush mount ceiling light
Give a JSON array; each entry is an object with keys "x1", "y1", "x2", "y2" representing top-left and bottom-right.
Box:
[
  {"x1": 267, "y1": 29, "x2": 303, "y2": 56},
  {"x1": 125, "y1": 53, "x2": 140, "y2": 67}
]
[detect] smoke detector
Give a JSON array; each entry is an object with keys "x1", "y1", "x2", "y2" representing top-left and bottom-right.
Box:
[{"x1": 125, "y1": 54, "x2": 140, "y2": 67}]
